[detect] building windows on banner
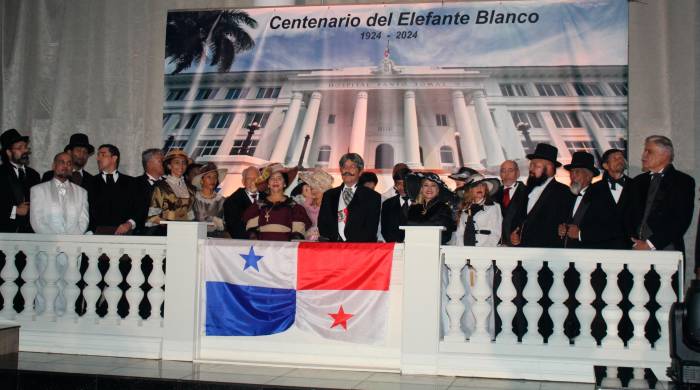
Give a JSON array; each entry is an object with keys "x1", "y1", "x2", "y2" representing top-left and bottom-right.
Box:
[
  {"x1": 572, "y1": 82, "x2": 604, "y2": 97},
  {"x1": 225, "y1": 88, "x2": 248, "y2": 100},
  {"x1": 535, "y1": 83, "x2": 568, "y2": 97},
  {"x1": 510, "y1": 111, "x2": 542, "y2": 128},
  {"x1": 499, "y1": 83, "x2": 528, "y2": 97},
  {"x1": 163, "y1": 114, "x2": 172, "y2": 127},
  {"x1": 566, "y1": 140, "x2": 599, "y2": 161},
  {"x1": 184, "y1": 113, "x2": 202, "y2": 130},
  {"x1": 609, "y1": 82, "x2": 628, "y2": 96},
  {"x1": 164, "y1": 139, "x2": 187, "y2": 153},
  {"x1": 193, "y1": 140, "x2": 222, "y2": 158},
  {"x1": 230, "y1": 139, "x2": 259, "y2": 156},
  {"x1": 166, "y1": 88, "x2": 188, "y2": 101},
  {"x1": 317, "y1": 145, "x2": 332, "y2": 164},
  {"x1": 591, "y1": 111, "x2": 627, "y2": 128},
  {"x1": 440, "y1": 146, "x2": 455, "y2": 166},
  {"x1": 256, "y1": 87, "x2": 281, "y2": 99},
  {"x1": 551, "y1": 111, "x2": 582, "y2": 128},
  {"x1": 209, "y1": 113, "x2": 234, "y2": 129},
  {"x1": 327, "y1": 114, "x2": 336, "y2": 124},
  {"x1": 245, "y1": 112, "x2": 270, "y2": 128},
  {"x1": 435, "y1": 114, "x2": 448, "y2": 127},
  {"x1": 195, "y1": 88, "x2": 218, "y2": 100}
]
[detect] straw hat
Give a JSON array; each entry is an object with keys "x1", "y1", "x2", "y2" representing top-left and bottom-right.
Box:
[
  {"x1": 298, "y1": 169, "x2": 334, "y2": 192},
  {"x1": 192, "y1": 162, "x2": 228, "y2": 189},
  {"x1": 255, "y1": 163, "x2": 299, "y2": 192},
  {"x1": 163, "y1": 148, "x2": 192, "y2": 165}
]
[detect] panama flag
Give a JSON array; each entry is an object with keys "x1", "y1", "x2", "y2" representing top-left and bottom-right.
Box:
[{"x1": 204, "y1": 241, "x2": 394, "y2": 344}]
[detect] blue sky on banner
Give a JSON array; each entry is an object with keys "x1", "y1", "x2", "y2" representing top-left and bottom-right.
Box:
[{"x1": 166, "y1": 0, "x2": 627, "y2": 74}]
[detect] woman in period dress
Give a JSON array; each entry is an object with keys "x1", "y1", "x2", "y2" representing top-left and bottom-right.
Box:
[
  {"x1": 243, "y1": 164, "x2": 311, "y2": 241},
  {"x1": 145, "y1": 149, "x2": 195, "y2": 235},
  {"x1": 405, "y1": 172, "x2": 456, "y2": 245},
  {"x1": 192, "y1": 163, "x2": 227, "y2": 238},
  {"x1": 297, "y1": 169, "x2": 334, "y2": 241}
]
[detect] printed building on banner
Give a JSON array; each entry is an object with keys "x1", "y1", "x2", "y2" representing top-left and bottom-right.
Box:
[{"x1": 162, "y1": 55, "x2": 627, "y2": 193}]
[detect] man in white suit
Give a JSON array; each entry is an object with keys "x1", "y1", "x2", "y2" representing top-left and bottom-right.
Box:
[{"x1": 30, "y1": 152, "x2": 89, "y2": 315}]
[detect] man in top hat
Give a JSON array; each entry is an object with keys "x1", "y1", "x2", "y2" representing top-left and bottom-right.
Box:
[
  {"x1": 133, "y1": 148, "x2": 164, "y2": 235},
  {"x1": 223, "y1": 165, "x2": 260, "y2": 239},
  {"x1": 88, "y1": 144, "x2": 139, "y2": 234},
  {"x1": 0, "y1": 129, "x2": 41, "y2": 232},
  {"x1": 494, "y1": 160, "x2": 527, "y2": 246},
  {"x1": 510, "y1": 143, "x2": 574, "y2": 248},
  {"x1": 318, "y1": 153, "x2": 381, "y2": 242},
  {"x1": 625, "y1": 135, "x2": 694, "y2": 262},
  {"x1": 381, "y1": 166, "x2": 412, "y2": 243},
  {"x1": 42, "y1": 133, "x2": 95, "y2": 191}
]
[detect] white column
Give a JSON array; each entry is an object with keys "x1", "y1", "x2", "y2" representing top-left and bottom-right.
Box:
[
  {"x1": 472, "y1": 90, "x2": 506, "y2": 167},
  {"x1": 290, "y1": 91, "x2": 322, "y2": 167},
  {"x1": 452, "y1": 91, "x2": 483, "y2": 169},
  {"x1": 493, "y1": 107, "x2": 526, "y2": 160},
  {"x1": 540, "y1": 112, "x2": 573, "y2": 162},
  {"x1": 270, "y1": 92, "x2": 304, "y2": 163},
  {"x1": 349, "y1": 91, "x2": 368, "y2": 155},
  {"x1": 403, "y1": 91, "x2": 423, "y2": 168},
  {"x1": 217, "y1": 113, "x2": 247, "y2": 157},
  {"x1": 580, "y1": 111, "x2": 613, "y2": 152}
]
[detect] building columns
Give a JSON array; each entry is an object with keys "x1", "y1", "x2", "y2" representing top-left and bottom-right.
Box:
[
  {"x1": 290, "y1": 91, "x2": 322, "y2": 167},
  {"x1": 472, "y1": 90, "x2": 506, "y2": 167},
  {"x1": 492, "y1": 107, "x2": 526, "y2": 160},
  {"x1": 270, "y1": 92, "x2": 304, "y2": 163},
  {"x1": 452, "y1": 90, "x2": 483, "y2": 169},
  {"x1": 540, "y1": 112, "x2": 573, "y2": 162},
  {"x1": 403, "y1": 91, "x2": 422, "y2": 168},
  {"x1": 580, "y1": 111, "x2": 613, "y2": 154},
  {"x1": 349, "y1": 91, "x2": 368, "y2": 155}
]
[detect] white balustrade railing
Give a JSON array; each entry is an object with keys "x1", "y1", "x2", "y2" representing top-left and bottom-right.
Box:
[{"x1": 0, "y1": 225, "x2": 683, "y2": 384}]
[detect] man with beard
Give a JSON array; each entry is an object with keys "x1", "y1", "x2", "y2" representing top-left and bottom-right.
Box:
[
  {"x1": 318, "y1": 153, "x2": 381, "y2": 242},
  {"x1": 510, "y1": 143, "x2": 573, "y2": 248},
  {"x1": 41, "y1": 133, "x2": 95, "y2": 191},
  {"x1": 224, "y1": 165, "x2": 260, "y2": 239},
  {"x1": 0, "y1": 129, "x2": 41, "y2": 232},
  {"x1": 381, "y1": 166, "x2": 412, "y2": 243},
  {"x1": 494, "y1": 160, "x2": 527, "y2": 246}
]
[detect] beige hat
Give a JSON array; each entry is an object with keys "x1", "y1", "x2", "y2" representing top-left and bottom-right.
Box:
[
  {"x1": 192, "y1": 162, "x2": 227, "y2": 189},
  {"x1": 298, "y1": 169, "x2": 334, "y2": 192}
]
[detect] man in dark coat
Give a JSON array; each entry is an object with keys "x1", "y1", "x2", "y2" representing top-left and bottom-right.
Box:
[
  {"x1": 133, "y1": 148, "x2": 164, "y2": 235},
  {"x1": 510, "y1": 143, "x2": 574, "y2": 248},
  {"x1": 0, "y1": 129, "x2": 41, "y2": 233},
  {"x1": 224, "y1": 166, "x2": 260, "y2": 239},
  {"x1": 88, "y1": 144, "x2": 139, "y2": 235},
  {"x1": 41, "y1": 133, "x2": 95, "y2": 191},
  {"x1": 381, "y1": 166, "x2": 411, "y2": 243},
  {"x1": 625, "y1": 135, "x2": 695, "y2": 260},
  {"x1": 494, "y1": 160, "x2": 527, "y2": 246},
  {"x1": 318, "y1": 153, "x2": 381, "y2": 242}
]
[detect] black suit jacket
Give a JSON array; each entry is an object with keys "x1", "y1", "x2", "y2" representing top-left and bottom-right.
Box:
[
  {"x1": 42, "y1": 169, "x2": 94, "y2": 192},
  {"x1": 0, "y1": 163, "x2": 40, "y2": 232},
  {"x1": 88, "y1": 172, "x2": 139, "y2": 233},
  {"x1": 566, "y1": 180, "x2": 628, "y2": 249},
  {"x1": 318, "y1": 185, "x2": 381, "y2": 242},
  {"x1": 381, "y1": 195, "x2": 408, "y2": 243},
  {"x1": 517, "y1": 178, "x2": 574, "y2": 248},
  {"x1": 494, "y1": 181, "x2": 528, "y2": 246},
  {"x1": 133, "y1": 174, "x2": 159, "y2": 234},
  {"x1": 224, "y1": 188, "x2": 254, "y2": 239},
  {"x1": 625, "y1": 164, "x2": 695, "y2": 257}
]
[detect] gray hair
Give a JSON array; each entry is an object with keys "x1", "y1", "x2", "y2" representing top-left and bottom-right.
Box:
[
  {"x1": 141, "y1": 148, "x2": 163, "y2": 170},
  {"x1": 645, "y1": 135, "x2": 674, "y2": 162},
  {"x1": 339, "y1": 153, "x2": 364, "y2": 171},
  {"x1": 54, "y1": 151, "x2": 70, "y2": 163}
]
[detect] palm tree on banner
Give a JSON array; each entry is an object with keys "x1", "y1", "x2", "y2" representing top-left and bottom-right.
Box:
[{"x1": 165, "y1": 10, "x2": 257, "y2": 74}]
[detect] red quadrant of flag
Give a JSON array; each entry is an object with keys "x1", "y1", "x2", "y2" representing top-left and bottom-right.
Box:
[{"x1": 297, "y1": 243, "x2": 394, "y2": 291}]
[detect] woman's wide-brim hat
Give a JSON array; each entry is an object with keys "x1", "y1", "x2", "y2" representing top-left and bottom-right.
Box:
[
  {"x1": 192, "y1": 162, "x2": 228, "y2": 189},
  {"x1": 526, "y1": 143, "x2": 562, "y2": 167},
  {"x1": 298, "y1": 169, "x2": 334, "y2": 192},
  {"x1": 462, "y1": 173, "x2": 501, "y2": 197},
  {"x1": 255, "y1": 163, "x2": 299, "y2": 192},
  {"x1": 405, "y1": 171, "x2": 455, "y2": 203},
  {"x1": 163, "y1": 148, "x2": 192, "y2": 165},
  {"x1": 448, "y1": 166, "x2": 479, "y2": 181},
  {"x1": 64, "y1": 133, "x2": 94, "y2": 154},
  {"x1": 563, "y1": 151, "x2": 600, "y2": 176}
]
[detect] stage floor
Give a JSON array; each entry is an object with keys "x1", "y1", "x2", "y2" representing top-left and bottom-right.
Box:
[{"x1": 0, "y1": 352, "x2": 597, "y2": 389}]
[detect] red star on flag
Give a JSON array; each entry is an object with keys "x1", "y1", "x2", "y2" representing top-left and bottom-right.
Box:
[{"x1": 329, "y1": 305, "x2": 353, "y2": 330}]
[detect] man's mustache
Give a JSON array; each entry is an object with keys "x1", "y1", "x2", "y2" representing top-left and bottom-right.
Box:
[{"x1": 341, "y1": 172, "x2": 355, "y2": 177}]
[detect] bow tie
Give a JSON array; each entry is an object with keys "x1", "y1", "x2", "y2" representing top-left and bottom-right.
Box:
[{"x1": 608, "y1": 176, "x2": 625, "y2": 190}]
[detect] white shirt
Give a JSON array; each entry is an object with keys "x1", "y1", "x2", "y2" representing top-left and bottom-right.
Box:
[
  {"x1": 246, "y1": 190, "x2": 258, "y2": 204},
  {"x1": 146, "y1": 173, "x2": 161, "y2": 186},
  {"x1": 571, "y1": 186, "x2": 588, "y2": 217},
  {"x1": 30, "y1": 179, "x2": 89, "y2": 234},
  {"x1": 337, "y1": 183, "x2": 357, "y2": 241},
  {"x1": 608, "y1": 181, "x2": 623, "y2": 204},
  {"x1": 527, "y1": 177, "x2": 554, "y2": 214},
  {"x1": 451, "y1": 202, "x2": 503, "y2": 247},
  {"x1": 101, "y1": 170, "x2": 119, "y2": 182}
]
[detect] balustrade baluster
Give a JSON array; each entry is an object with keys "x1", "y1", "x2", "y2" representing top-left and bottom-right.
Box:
[
  {"x1": 104, "y1": 249, "x2": 124, "y2": 323},
  {"x1": 443, "y1": 255, "x2": 466, "y2": 342},
  {"x1": 38, "y1": 249, "x2": 60, "y2": 321},
  {"x1": 521, "y1": 261, "x2": 543, "y2": 345},
  {"x1": 627, "y1": 263, "x2": 650, "y2": 349},
  {"x1": 63, "y1": 248, "x2": 82, "y2": 321},
  {"x1": 0, "y1": 247, "x2": 20, "y2": 319},
  {"x1": 125, "y1": 250, "x2": 145, "y2": 324},
  {"x1": 600, "y1": 263, "x2": 624, "y2": 348},
  {"x1": 147, "y1": 252, "x2": 166, "y2": 324},
  {"x1": 655, "y1": 263, "x2": 678, "y2": 348},
  {"x1": 600, "y1": 366, "x2": 622, "y2": 388},
  {"x1": 495, "y1": 259, "x2": 518, "y2": 344},
  {"x1": 82, "y1": 249, "x2": 102, "y2": 322},
  {"x1": 628, "y1": 367, "x2": 648, "y2": 389},
  {"x1": 18, "y1": 246, "x2": 40, "y2": 320},
  {"x1": 470, "y1": 258, "x2": 493, "y2": 343},
  {"x1": 548, "y1": 260, "x2": 569, "y2": 346},
  {"x1": 573, "y1": 262, "x2": 597, "y2": 347}
]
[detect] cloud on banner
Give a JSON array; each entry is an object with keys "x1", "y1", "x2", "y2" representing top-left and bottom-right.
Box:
[{"x1": 204, "y1": 241, "x2": 394, "y2": 344}]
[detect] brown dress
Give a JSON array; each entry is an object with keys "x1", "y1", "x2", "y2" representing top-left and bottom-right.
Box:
[{"x1": 243, "y1": 196, "x2": 311, "y2": 241}]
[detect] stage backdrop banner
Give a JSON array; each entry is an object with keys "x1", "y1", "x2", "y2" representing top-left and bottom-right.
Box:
[{"x1": 162, "y1": 0, "x2": 628, "y2": 193}]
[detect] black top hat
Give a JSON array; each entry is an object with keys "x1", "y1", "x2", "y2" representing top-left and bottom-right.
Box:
[
  {"x1": 564, "y1": 151, "x2": 600, "y2": 176},
  {"x1": 0, "y1": 129, "x2": 29, "y2": 150},
  {"x1": 64, "y1": 133, "x2": 94, "y2": 154},
  {"x1": 526, "y1": 143, "x2": 562, "y2": 167}
]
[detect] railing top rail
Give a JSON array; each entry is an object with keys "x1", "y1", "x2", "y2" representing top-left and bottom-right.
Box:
[
  {"x1": 441, "y1": 244, "x2": 682, "y2": 266},
  {"x1": 199, "y1": 238, "x2": 406, "y2": 259},
  {"x1": 0, "y1": 233, "x2": 166, "y2": 247}
]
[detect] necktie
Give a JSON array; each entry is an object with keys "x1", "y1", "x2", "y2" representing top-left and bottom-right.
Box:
[
  {"x1": 343, "y1": 187, "x2": 354, "y2": 206},
  {"x1": 57, "y1": 182, "x2": 67, "y2": 197},
  {"x1": 71, "y1": 171, "x2": 82, "y2": 185},
  {"x1": 105, "y1": 173, "x2": 115, "y2": 186},
  {"x1": 639, "y1": 173, "x2": 662, "y2": 239},
  {"x1": 17, "y1": 167, "x2": 25, "y2": 182},
  {"x1": 250, "y1": 192, "x2": 258, "y2": 202},
  {"x1": 502, "y1": 187, "x2": 512, "y2": 209},
  {"x1": 608, "y1": 176, "x2": 625, "y2": 190},
  {"x1": 463, "y1": 204, "x2": 484, "y2": 246},
  {"x1": 401, "y1": 196, "x2": 410, "y2": 218}
]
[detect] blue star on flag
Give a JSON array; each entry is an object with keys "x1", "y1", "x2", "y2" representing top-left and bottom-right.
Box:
[{"x1": 240, "y1": 246, "x2": 263, "y2": 271}]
